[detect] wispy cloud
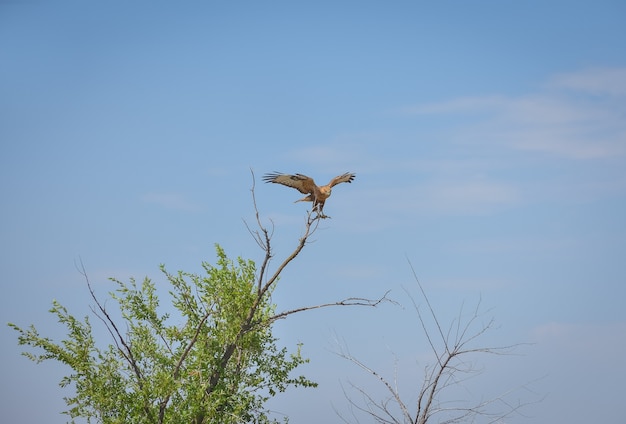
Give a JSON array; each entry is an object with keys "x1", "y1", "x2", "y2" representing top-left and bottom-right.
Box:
[
  {"x1": 448, "y1": 235, "x2": 579, "y2": 255},
  {"x1": 425, "y1": 275, "x2": 516, "y2": 291},
  {"x1": 404, "y1": 95, "x2": 508, "y2": 115},
  {"x1": 345, "y1": 177, "x2": 520, "y2": 220},
  {"x1": 282, "y1": 143, "x2": 367, "y2": 175},
  {"x1": 276, "y1": 68, "x2": 626, "y2": 226},
  {"x1": 405, "y1": 67, "x2": 626, "y2": 160},
  {"x1": 531, "y1": 321, "x2": 626, "y2": 358},
  {"x1": 550, "y1": 67, "x2": 626, "y2": 96},
  {"x1": 141, "y1": 192, "x2": 199, "y2": 212}
]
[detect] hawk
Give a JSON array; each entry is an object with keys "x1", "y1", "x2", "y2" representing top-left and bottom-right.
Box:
[{"x1": 263, "y1": 172, "x2": 356, "y2": 218}]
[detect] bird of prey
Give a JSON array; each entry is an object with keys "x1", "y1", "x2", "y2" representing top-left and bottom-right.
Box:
[{"x1": 263, "y1": 172, "x2": 356, "y2": 218}]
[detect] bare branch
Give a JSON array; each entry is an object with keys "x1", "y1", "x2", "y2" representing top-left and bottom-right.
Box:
[
  {"x1": 335, "y1": 343, "x2": 412, "y2": 424},
  {"x1": 268, "y1": 291, "x2": 395, "y2": 323},
  {"x1": 206, "y1": 172, "x2": 324, "y2": 397},
  {"x1": 205, "y1": 170, "x2": 394, "y2": 413},
  {"x1": 244, "y1": 168, "x2": 275, "y2": 293},
  {"x1": 159, "y1": 310, "x2": 212, "y2": 423},
  {"x1": 336, "y1": 260, "x2": 538, "y2": 424},
  {"x1": 74, "y1": 258, "x2": 155, "y2": 422},
  {"x1": 406, "y1": 259, "x2": 447, "y2": 358},
  {"x1": 75, "y1": 259, "x2": 141, "y2": 380},
  {"x1": 261, "y1": 209, "x2": 320, "y2": 297}
]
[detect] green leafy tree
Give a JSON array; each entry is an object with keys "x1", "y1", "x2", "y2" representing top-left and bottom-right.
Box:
[
  {"x1": 10, "y1": 245, "x2": 313, "y2": 424},
  {"x1": 9, "y1": 181, "x2": 388, "y2": 424}
]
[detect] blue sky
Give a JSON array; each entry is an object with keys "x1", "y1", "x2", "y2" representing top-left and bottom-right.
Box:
[{"x1": 1, "y1": 1, "x2": 625, "y2": 423}]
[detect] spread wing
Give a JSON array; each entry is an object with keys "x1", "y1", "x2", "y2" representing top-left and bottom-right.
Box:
[
  {"x1": 327, "y1": 172, "x2": 356, "y2": 187},
  {"x1": 262, "y1": 172, "x2": 317, "y2": 195}
]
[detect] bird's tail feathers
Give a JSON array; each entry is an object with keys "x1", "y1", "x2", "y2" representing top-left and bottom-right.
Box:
[{"x1": 295, "y1": 195, "x2": 314, "y2": 203}]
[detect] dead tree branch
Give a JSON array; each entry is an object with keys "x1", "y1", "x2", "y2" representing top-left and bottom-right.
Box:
[
  {"x1": 206, "y1": 170, "x2": 389, "y2": 398},
  {"x1": 75, "y1": 259, "x2": 156, "y2": 422},
  {"x1": 335, "y1": 260, "x2": 536, "y2": 424},
  {"x1": 269, "y1": 291, "x2": 395, "y2": 323},
  {"x1": 76, "y1": 170, "x2": 393, "y2": 422}
]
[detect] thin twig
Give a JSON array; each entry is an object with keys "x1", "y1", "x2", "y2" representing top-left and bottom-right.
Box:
[
  {"x1": 335, "y1": 259, "x2": 538, "y2": 424},
  {"x1": 75, "y1": 258, "x2": 155, "y2": 422}
]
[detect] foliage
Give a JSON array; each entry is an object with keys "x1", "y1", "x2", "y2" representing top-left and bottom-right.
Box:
[
  {"x1": 8, "y1": 245, "x2": 316, "y2": 424},
  {"x1": 9, "y1": 175, "x2": 389, "y2": 423}
]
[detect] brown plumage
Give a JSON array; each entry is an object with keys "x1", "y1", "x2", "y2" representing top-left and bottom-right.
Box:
[{"x1": 263, "y1": 172, "x2": 355, "y2": 218}]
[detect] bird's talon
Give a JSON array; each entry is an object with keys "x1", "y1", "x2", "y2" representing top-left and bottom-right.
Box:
[{"x1": 263, "y1": 172, "x2": 355, "y2": 220}]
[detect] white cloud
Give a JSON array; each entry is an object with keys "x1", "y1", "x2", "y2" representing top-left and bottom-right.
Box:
[
  {"x1": 426, "y1": 275, "x2": 515, "y2": 291},
  {"x1": 484, "y1": 93, "x2": 626, "y2": 159},
  {"x1": 336, "y1": 176, "x2": 521, "y2": 234},
  {"x1": 424, "y1": 178, "x2": 520, "y2": 213},
  {"x1": 352, "y1": 177, "x2": 520, "y2": 219},
  {"x1": 448, "y1": 235, "x2": 579, "y2": 256},
  {"x1": 282, "y1": 143, "x2": 368, "y2": 176},
  {"x1": 286, "y1": 145, "x2": 344, "y2": 164},
  {"x1": 276, "y1": 68, "x2": 626, "y2": 227},
  {"x1": 531, "y1": 321, "x2": 572, "y2": 340},
  {"x1": 334, "y1": 264, "x2": 385, "y2": 280},
  {"x1": 403, "y1": 95, "x2": 508, "y2": 115},
  {"x1": 406, "y1": 67, "x2": 626, "y2": 160},
  {"x1": 550, "y1": 67, "x2": 626, "y2": 96},
  {"x1": 141, "y1": 192, "x2": 199, "y2": 212},
  {"x1": 530, "y1": 321, "x2": 626, "y2": 356}
]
